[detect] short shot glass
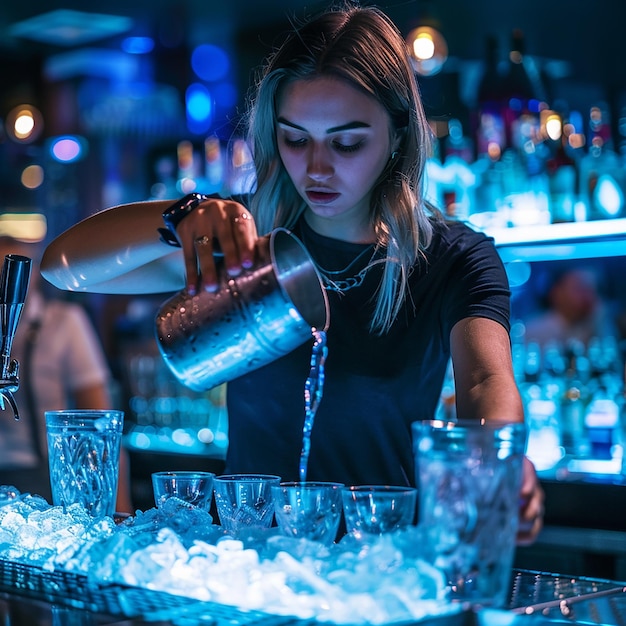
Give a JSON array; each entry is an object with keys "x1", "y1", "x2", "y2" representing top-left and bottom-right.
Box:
[
  {"x1": 272, "y1": 481, "x2": 344, "y2": 545},
  {"x1": 213, "y1": 473, "x2": 281, "y2": 534},
  {"x1": 151, "y1": 471, "x2": 215, "y2": 510},
  {"x1": 342, "y1": 485, "x2": 417, "y2": 538}
]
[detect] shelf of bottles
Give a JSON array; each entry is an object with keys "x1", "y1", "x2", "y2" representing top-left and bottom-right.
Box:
[
  {"x1": 436, "y1": 334, "x2": 626, "y2": 485},
  {"x1": 428, "y1": 101, "x2": 625, "y2": 242},
  {"x1": 425, "y1": 29, "x2": 626, "y2": 258},
  {"x1": 515, "y1": 335, "x2": 625, "y2": 483}
]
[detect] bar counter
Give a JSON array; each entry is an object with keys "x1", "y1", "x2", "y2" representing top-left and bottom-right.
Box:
[
  {"x1": 3, "y1": 451, "x2": 626, "y2": 625},
  {"x1": 514, "y1": 476, "x2": 626, "y2": 582}
]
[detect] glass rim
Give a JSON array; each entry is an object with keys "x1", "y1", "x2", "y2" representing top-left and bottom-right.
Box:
[
  {"x1": 415, "y1": 419, "x2": 526, "y2": 431},
  {"x1": 152, "y1": 471, "x2": 215, "y2": 478},
  {"x1": 214, "y1": 473, "x2": 281, "y2": 482},
  {"x1": 44, "y1": 409, "x2": 124, "y2": 415},
  {"x1": 45, "y1": 409, "x2": 124, "y2": 428},
  {"x1": 45, "y1": 409, "x2": 124, "y2": 417},
  {"x1": 343, "y1": 485, "x2": 417, "y2": 493},
  {"x1": 276, "y1": 481, "x2": 344, "y2": 488}
]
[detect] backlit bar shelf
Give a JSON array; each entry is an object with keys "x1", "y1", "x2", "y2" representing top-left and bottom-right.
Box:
[{"x1": 484, "y1": 218, "x2": 626, "y2": 262}]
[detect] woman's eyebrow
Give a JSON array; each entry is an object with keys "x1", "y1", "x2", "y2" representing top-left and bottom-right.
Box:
[{"x1": 277, "y1": 117, "x2": 371, "y2": 133}]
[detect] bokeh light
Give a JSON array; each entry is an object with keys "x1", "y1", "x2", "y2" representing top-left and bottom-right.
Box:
[
  {"x1": 21, "y1": 164, "x2": 45, "y2": 189},
  {"x1": 0, "y1": 213, "x2": 47, "y2": 242},
  {"x1": 406, "y1": 26, "x2": 448, "y2": 76},
  {"x1": 186, "y1": 83, "x2": 213, "y2": 134},
  {"x1": 6, "y1": 104, "x2": 44, "y2": 143},
  {"x1": 49, "y1": 136, "x2": 87, "y2": 163},
  {"x1": 191, "y1": 44, "x2": 230, "y2": 82},
  {"x1": 121, "y1": 36, "x2": 154, "y2": 54}
]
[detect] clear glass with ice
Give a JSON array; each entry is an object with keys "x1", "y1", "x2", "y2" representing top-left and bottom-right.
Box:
[
  {"x1": 213, "y1": 473, "x2": 281, "y2": 534},
  {"x1": 152, "y1": 471, "x2": 215, "y2": 510},
  {"x1": 272, "y1": 481, "x2": 343, "y2": 545},
  {"x1": 45, "y1": 410, "x2": 124, "y2": 518},
  {"x1": 341, "y1": 485, "x2": 418, "y2": 538},
  {"x1": 413, "y1": 419, "x2": 527, "y2": 608}
]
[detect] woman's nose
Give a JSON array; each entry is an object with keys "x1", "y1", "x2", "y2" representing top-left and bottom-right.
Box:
[{"x1": 307, "y1": 145, "x2": 333, "y2": 180}]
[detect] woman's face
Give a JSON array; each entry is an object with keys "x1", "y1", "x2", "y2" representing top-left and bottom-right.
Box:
[{"x1": 276, "y1": 76, "x2": 398, "y2": 242}]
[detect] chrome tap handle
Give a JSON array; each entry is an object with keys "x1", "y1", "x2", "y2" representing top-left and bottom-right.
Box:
[
  {"x1": 1, "y1": 387, "x2": 20, "y2": 422},
  {"x1": 0, "y1": 254, "x2": 32, "y2": 420}
]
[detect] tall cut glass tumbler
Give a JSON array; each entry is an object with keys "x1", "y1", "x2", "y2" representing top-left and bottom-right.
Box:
[
  {"x1": 413, "y1": 420, "x2": 527, "y2": 608},
  {"x1": 46, "y1": 410, "x2": 124, "y2": 518}
]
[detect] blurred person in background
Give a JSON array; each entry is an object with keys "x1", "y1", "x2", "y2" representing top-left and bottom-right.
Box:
[
  {"x1": 524, "y1": 266, "x2": 616, "y2": 349},
  {"x1": 0, "y1": 235, "x2": 133, "y2": 513}
]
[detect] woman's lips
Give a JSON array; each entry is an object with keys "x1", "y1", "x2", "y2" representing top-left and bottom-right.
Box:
[{"x1": 306, "y1": 190, "x2": 340, "y2": 204}]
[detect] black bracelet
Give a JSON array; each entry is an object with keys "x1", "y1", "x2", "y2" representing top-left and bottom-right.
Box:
[{"x1": 159, "y1": 192, "x2": 212, "y2": 247}]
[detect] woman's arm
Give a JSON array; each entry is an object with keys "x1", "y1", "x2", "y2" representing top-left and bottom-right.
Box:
[
  {"x1": 40, "y1": 196, "x2": 257, "y2": 295},
  {"x1": 451, "y1": 316, "x2": 523, "y2": 423},
  {"x1": 450, "y1": 316, "x2": 545, "y2": 545},
  {"x1": 40, "y1": 199, "x2": 179, "y2": 294}
]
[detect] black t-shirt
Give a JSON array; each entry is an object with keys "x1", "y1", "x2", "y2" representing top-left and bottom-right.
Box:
[{"x1": 226, "y1": 217, "x2": 510, "y2": 487}]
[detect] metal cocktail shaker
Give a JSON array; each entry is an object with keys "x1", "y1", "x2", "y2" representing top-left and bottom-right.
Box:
[{"x1": 155, "y1": 228, "x2": 329, "y2": 391}]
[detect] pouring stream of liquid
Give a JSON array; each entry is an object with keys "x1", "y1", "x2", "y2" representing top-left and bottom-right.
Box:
[{"x1": 298, "y1": 329, "x2": 328, "y2": 482}]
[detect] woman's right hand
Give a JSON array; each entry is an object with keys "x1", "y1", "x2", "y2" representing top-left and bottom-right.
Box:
[{"x1": 175, "y1": 197, "x2": 258, "y2": 293}]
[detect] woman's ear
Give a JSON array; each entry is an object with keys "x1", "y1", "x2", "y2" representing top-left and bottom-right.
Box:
[{"x1": 391, "y1": 126, "x2": 406, "y2": 153}]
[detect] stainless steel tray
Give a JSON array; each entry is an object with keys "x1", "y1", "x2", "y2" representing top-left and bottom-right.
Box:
[
  {"x1": 0, "y1": 558, "x2": 625, "y2": 625},
  {"x1": 0, "y1": 557, "x2": 301, "y2": 625},
  {"x1": 508, "y1": 569, "x2": 626, "y2": 625}
]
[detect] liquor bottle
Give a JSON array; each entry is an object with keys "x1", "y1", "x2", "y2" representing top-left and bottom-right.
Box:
[
  {"x1": 203, "y1": 135, "x2": 224, "y2": 194},
  {"x1": 583, "y1": 336, "x2": 624, "y2": 462},
  {"x1": 501, "y1": 29, "x2": 554, "y2": 226},
  {"x1": 559, "y1": 343, "x2": 588, "y2": 457},
  {"x1": 561, "y1": 384, "x2": 585, "y2": 456},
  {"x1": 472, "y1": 37, "x2": 508, "y2": 223},
  {"x1": 471, "y1": 153, "x2": 505, "y2": 225},
  {"x1": 501, "y1": 29, "x2": 540, "y2": 154},
  {"x1": 439, "y1": 119, "x2": 477, "y2": 220},
  {"x1": 578, "y1": 104, "x2": 625, "y2": 220},
  {"x1": 585, "y1": 383, "x2": 620, "y2": 461},
  {"x1": 475, "y1": 35, "x2": 506, "y2": 158},
  {"x1": 545, "y1": 109, "x2": 578, "y2": 223},
  {"x1": 522, "y1": 342, "x2": 562, "y2": 471}
]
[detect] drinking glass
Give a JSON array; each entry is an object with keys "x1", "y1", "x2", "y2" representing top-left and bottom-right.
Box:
[
  {"x1": 272, "y1": 481, "x2": 343, "y2": 545},
  {"x1": 413, "y1": 420, "x2": 527, "y2": 608},
  {"x1": 45, "y1": 410, "x2": 124, "y2": 517},
  {"x1": 341, "y1": 485, "x2": 417, "y2": 537},
  {"x1": 213, "y1": 474, "x2": 281, "y2": 534},
  {"x1": 152, "y1": 471, "x2": 215, "y2": 510}
]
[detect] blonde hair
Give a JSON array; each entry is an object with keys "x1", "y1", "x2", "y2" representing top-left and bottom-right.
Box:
[{"x1": 245, "y1": 3, "x2": 439, "y2": 334}]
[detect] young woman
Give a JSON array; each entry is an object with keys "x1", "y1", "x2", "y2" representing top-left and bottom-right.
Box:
[{"x1": 42, "y1": 3, "x2": 544, "y2": 544}]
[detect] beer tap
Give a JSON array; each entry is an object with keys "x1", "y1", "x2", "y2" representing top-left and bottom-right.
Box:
[{"x1": 0, "y1": 254, "x2": 31, "y2": 420}]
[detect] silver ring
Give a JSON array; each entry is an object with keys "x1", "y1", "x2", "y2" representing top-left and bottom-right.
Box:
[
  {"x1": 195, "y1": 235, "x2": 211, "y2": 245},
  {"x1": 233, "y1": 212, "x2": 251, "y2": 224}
]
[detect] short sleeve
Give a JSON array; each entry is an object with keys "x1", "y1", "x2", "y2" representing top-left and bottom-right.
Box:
[{"x1": 441, "y1": 225, "x2": 511, "y2": 334}]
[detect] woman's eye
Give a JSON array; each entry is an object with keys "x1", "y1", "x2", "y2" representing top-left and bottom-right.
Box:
[
  {"x1": 333, "y1": 141, "x2": 362, "y2": 153},
  {"x1": 283, "y1": 137, "x2": 307, "y2": 148},
  {"x1": 280, "y1": 135, "x2": 363, "y2": 153}
]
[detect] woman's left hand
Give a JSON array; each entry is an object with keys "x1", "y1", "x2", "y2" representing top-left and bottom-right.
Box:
[{"x1": 516, "y1": 456, "x2": 545, "y2": 546}]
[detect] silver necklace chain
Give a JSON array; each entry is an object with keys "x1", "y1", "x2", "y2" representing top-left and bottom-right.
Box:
[{"x1": 313, "y1": 247, "x2": 386, "y2": 293}]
